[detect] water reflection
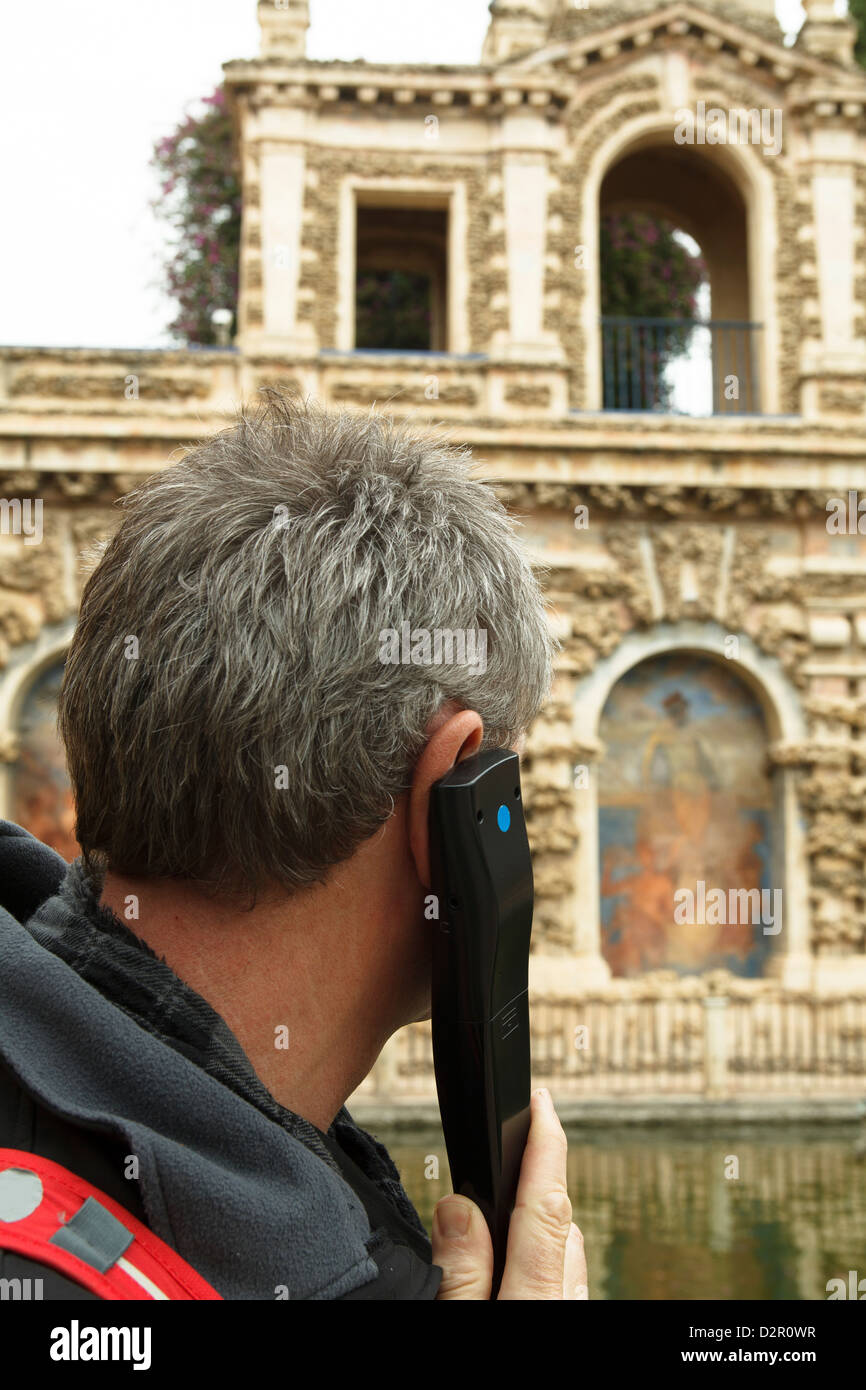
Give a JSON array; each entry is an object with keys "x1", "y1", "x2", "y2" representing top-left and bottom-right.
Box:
[{"x1": 377, "y1": 1123, "x2": 866, "y2": 1299}]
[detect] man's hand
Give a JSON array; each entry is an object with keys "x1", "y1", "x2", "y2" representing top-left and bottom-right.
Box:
[{"x1": 432, "y1": 1087, "x2": 588, "y2": 1300}]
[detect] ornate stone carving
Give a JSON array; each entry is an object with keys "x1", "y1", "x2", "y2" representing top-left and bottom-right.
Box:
[
  {"x1": 0, "y1": 591, "x2": 42, "y2": 652},
  {"x1": 818, "y1": 381, "x2": 866, "y2": 414},
  {"x1": 2, "y1": 471, "x2": 40, "y2": 493},
  {"x1": 9, "y1": 373, "x2": 212, "y2": 401},
  {"x1": 54, "y1": 473, "x2": 105, "y2": 498},
  {"x1": 522, "y1": 766, "x2": 579, "y2": 949},
  {"x1": 503, "y1": 382, "x2": 552, "y2": 408},
  {"x1": 558, "y1": 598, "x2": 632, "y2": 674},
  {"x1": 330, "y1": 380, "x2": 479, "y2": 408},
  {"x1": 497, "y1": 479, "x2": 834, "y2": 521},
  {"x1": 112, "y1": 473, "x2": 154, "y2": 495},
  {"x1": 70, "y1": 512, "x2": 119, "y2": 590},
  {"x1": 649, "y1": 522, "x2": 725, "y2": 623}
]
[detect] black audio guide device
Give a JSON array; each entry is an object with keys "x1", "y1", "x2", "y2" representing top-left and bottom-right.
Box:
[{"x1": 429, "y1": 746, "x2": 533, "y2": 1295}]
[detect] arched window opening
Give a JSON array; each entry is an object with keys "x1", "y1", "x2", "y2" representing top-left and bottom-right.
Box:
[
  {"x1": 598, "y1": 652, "x2": 776, "y2": 979},
  {"x1": 11, "y1": 657, "x2": 78, "y2": 863}
]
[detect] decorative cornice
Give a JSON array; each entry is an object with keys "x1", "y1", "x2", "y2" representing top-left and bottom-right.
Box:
[
  {"x1": 224, "y1": 62, "x2": 570, "y2": 117},
  {"x1": 495, "y1": 480, "x2": 855, "y2": 516}
]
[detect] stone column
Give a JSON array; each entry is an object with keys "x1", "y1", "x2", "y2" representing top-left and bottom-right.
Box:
[
  {"x1": 572, "y1": 738, "x2": 613, "y2": 989},
  {"x1": 765, "y1": 743, "x2": 813, "y2": 989},
  {"x1": 527, "y1": 731, "x2": 612, "y2": 995},
  {"x1": 373, "y1": 1031, "x2": 402, "y2": 1101},
  {"x1": 812, "y1": 152, "x2": 858, "y2": 350},
  {"x1": 703, "y1": 995, "x2": 729, "y2": 1097},
  {"x1": 798, "y1": 107, "x2": 866, "y2": 417},
  {"x1": 259, "y1": 135, "x2": 309, "y2": 350},
  {"x1": 495, "y1": 109, "x2": 564, "y2": 365}
]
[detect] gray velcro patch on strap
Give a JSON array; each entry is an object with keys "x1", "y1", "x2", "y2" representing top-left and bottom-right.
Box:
[{"x1": 50, "y1": 1196, "x2": 134, "y2": 1273}]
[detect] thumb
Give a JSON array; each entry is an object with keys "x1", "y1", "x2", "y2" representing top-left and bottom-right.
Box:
[{"x1": 432, "y1": 1195, "x2": 493, "y2": 1300}]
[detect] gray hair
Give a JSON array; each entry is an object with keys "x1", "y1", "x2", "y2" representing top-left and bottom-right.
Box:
[{"x1": 58, "y1": 392, "x2": 554, "y2": 903}]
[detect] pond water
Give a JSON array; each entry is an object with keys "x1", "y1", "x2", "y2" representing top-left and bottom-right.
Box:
[{"x1": 378, "y1": 1122, "x2": 866, "y2": 1300}]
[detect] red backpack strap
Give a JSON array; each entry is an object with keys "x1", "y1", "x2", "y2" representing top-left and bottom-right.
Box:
[{"x1": 0, "y1": 1148, "x2": 222, "y2": 1301}]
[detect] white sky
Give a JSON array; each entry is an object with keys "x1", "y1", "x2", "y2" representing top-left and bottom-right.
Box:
[{"x1": 0, "y1": 0, "x2": 820, "y2": 349}]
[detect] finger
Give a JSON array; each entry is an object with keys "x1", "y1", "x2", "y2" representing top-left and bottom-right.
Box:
[
  {"x1": 562, "y1": 1222, "x2": 588, "y2": 1300},
  {"x1": 498, "y1": 1087, "x2": 572, "y2": 1300},
  {"x1": 432, "y1": 1195, "x2": 494, "y2": 1300}
]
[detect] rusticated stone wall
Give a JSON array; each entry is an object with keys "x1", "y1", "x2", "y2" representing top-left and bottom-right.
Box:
[{"x1": 296, "y1": 150, "x2": 508, "y2": 353}]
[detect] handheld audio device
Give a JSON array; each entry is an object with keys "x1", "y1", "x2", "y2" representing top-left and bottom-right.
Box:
[{"x1": 429, "y1": 746, "x2": 533, "y2": 1294}]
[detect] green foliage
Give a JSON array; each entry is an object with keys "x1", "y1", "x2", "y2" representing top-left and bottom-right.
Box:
[
  {"x1": 150, "y1": 85, "x2": 241, "y2": 346},
  {"x1": 600, "y1": 211, "x2": 706, "y2": 319},
  {"x1": 600, "y1": 212, "x2": 707, "y2": 409},
  {"x1": 850, "y1": 0, "x2": 866, "y2": 69},
  {"x1": 355, "y1": 271, "x2": 433, "y2": 350}
]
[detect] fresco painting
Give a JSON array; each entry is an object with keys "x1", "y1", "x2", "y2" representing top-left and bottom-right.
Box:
[
  {"x1": 12, "y1": 661, "x2": 78, "y2": 864},
  {"x1": 598, "y1": 654, "x2": 774, "y2": 978}
]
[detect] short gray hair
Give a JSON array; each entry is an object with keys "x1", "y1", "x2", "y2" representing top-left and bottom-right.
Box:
[{"x1": 59, "y1": 392, "x2": 554, "y2": 902}]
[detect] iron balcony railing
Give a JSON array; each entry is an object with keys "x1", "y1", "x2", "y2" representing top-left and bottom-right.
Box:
[{"x1": 601, "y1": 316, "x2": 763, "y2": 415}]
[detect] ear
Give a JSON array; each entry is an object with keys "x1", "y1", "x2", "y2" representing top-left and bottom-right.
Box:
[{"x1": 408, "y1": 709, "x2": 483, "y2": 889}]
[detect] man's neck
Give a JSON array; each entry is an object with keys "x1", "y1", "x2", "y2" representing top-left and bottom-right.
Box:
[{"x1": 97, "y1": 824, "x2": 426, "y2": 1133}]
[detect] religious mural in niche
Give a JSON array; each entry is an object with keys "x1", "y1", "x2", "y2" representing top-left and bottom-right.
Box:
[
  {"x1": 598, "y1": 653, "x2": 774, "y2": 978},
  {"x1": 12, "y1": 659, "x2": 78, "y2": 864}
]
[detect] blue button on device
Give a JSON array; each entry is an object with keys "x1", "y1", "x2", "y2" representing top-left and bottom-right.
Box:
[{"x1": 497, "y1": 803, "x2": 511, "y2": 832}]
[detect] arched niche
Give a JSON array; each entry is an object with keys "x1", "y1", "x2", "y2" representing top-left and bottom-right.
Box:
[
  {"x1": 598, "y1": 650, "x2": 776, "y2": 979},
  {"x1": 539, "y1": 623, "x2": 812, "y2": 995},
  {"x1": 0, "y1": 621, "x2": 77, "y2": 862}
]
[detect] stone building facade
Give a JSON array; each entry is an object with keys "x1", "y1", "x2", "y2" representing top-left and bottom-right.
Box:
[{"x1": 2, "y1": 0, "x2": 866, "y2": 1093}]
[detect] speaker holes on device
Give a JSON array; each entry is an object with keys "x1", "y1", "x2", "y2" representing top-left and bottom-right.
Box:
[
  {"x1": 514, "y1": 787, "x2": 521, "y2": 799},
  {"x1": 476, "y1": 809, "x2": 484, "y2": 823}
]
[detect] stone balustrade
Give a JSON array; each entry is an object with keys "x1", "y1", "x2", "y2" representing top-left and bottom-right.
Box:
[{"x1": 355, "y1": 982, "x2": 866, "y2": 1102}]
